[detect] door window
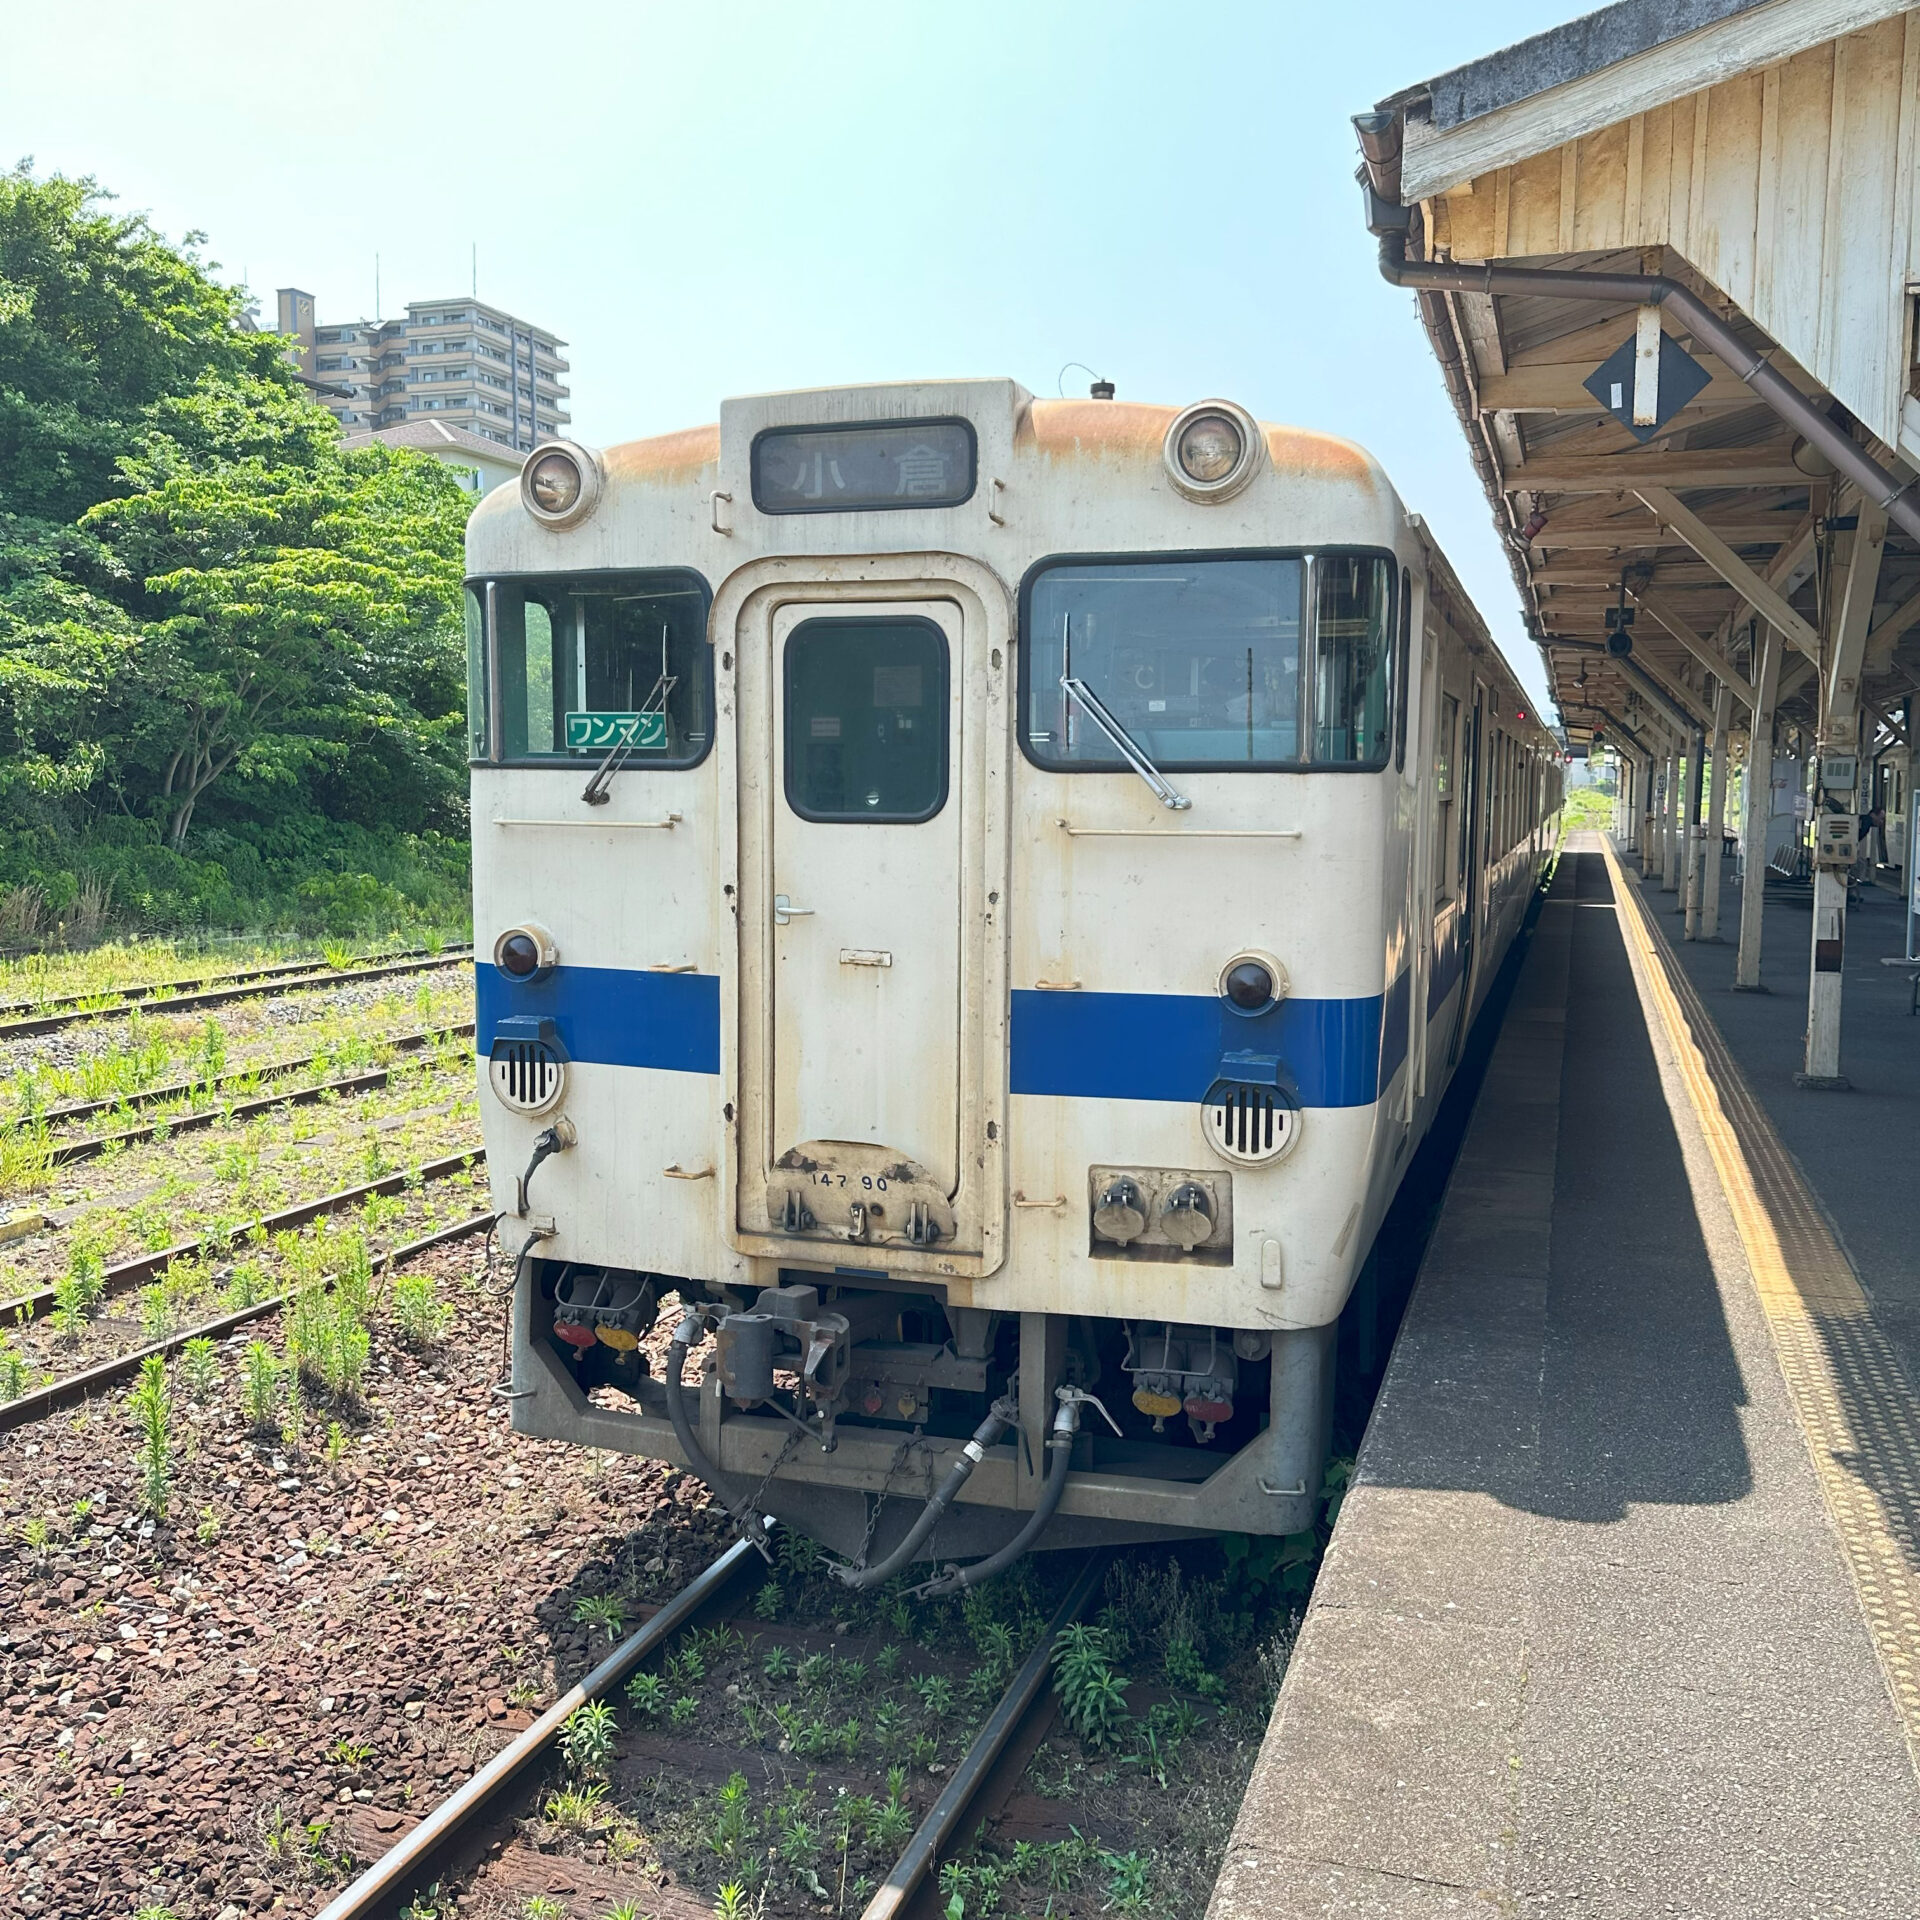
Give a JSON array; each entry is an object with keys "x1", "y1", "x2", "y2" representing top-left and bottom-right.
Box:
[{"x1": 784, "y1": 617, "x2": 949, "y2": 823}]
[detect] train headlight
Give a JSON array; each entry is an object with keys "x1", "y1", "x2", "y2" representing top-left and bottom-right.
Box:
[
  {"x1": 493, "y1": 922, "x2": 558, "y2": 982},
  {"x1": 520, "y1": 441, "x2": 603, "y2": 527},
  {"x1": 1219, "y1": 950, "x2": 1287, "y2": 1016},
  {"x1": 1164, "y1": 400, "x2": 1263, "y2": 502}
]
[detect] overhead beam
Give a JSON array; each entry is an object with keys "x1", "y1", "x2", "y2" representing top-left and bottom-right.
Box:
[
  {"x1": 1632, "y1": 489, "x2": 1822, "y2": 662},
  {"x1": 1864, "y1": 582, "x2": 1920, "y2": 673},
  {"x1": 1626, "y1": 649, "x2": 1714, "y2": 728},
  {"x1": 1479, "y1": 362, "x2": 1825, "y2": 415},
  {"x1": 1629, "y1": 589, "x2": 1757, "y2": 708},
  {"x1": 1826, "y1": 504, "x2": 1890, "y2": 722},
  {"x1": 1513, "y1": 450, "x2": 1807, "y2": 491}
]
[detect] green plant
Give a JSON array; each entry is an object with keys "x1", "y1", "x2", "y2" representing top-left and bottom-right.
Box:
[
  {"x1": 669, "y1": 1694, "x2": 697, "y2": 1727},
  {"x1": 542, "y1": 1780, "x2": 609, "y2": 1827},
  {"x1": 328, "y1": 1738, "x2": 374, "y2": 1767},
  {"x1": 602, "y1": 1902, "x2": 647, "y2": 1920},
  {"x1": 128, "y1": 1353, "x2": 173, "y2": 1518},
  {"x1": 875, "y1": 1642, "x2": 903, "y2": 1680},
  {"x1": 391, "y1": 1269, "x2": 453, "y2": 1345},
  {"x1": 706, "y1": 1771, "x2": 756, "y2": 1866},
  {"x1": 761, "y1": 1644, "x2": 794, "y2": 1681},
  {"x1": 178, "y1": 1336, "x2": 219, "y2": 1402},
  {"x1": 795, "y1": 1651, "x2": 828, "y2": 1691},
  {"x1": 913, "y1": 1673, "x2": 954, "y2": 1720},
  {"x1": 1164, "y1": 1636, "x2": 1227, "y2": 1702},
  {"x1": 752, "y1": 1579, "x2": 783, "y2": 1620},
  {"x1": 559, "y1": 1699, "x2": 618, "y2": 1777},
  {"x1": 242, "y1": 1340, "x2": 281, "y2": 1432},
  {"x1": 282, "y1": 1365, "x2": 307, "y2": 1450},
  {"x1": 665, "y1": 1643, "x2": 706, "y2": 1687},
  {"x1": 0, "y1": 1341, "x2": 34, "y2": 1403},
  {"x1": 1100, "y1": 1848, "x2": 1152, "y2": 1913},
  {"x1": 715, "y1": 1884, "x2": 751, "y2": 1920},
  {"x1": 625, "y1": 1671, "x2": 667, "y2": 1716},
  {"x1": 520, "y1": 1899, "x2": 565, "y2": 1920},
  {"x1": 572, "y1": 1593, "x2": 626, "y2": 1642},
  {"x1": 196, "y1": 1505, "x2": 220, "y2": 1543},
  {"x1": 325, "y1": 1421, "x2": 349, "y2": 1469},
  {"x1": 1050, "y1": 1624, "x2": 1131, "y2": 1751},
  {"x1": 19, "y1": 1515, "x2": 51, "y2": 1557}
]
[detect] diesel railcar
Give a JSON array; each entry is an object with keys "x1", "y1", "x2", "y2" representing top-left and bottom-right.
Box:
[{"x1": 467, "y1": 380, "x2": 1558, "y2": 1584}]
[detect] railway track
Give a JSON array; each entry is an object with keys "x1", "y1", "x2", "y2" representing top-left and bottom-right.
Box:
[
  {"x1": 312, "y1": 1541, "x2": 1109, "y2": 1920},
  {"x1": 0, "y1": 1145, "x2": 488, "y2": 1322},
  {"x1": 0, "y1": 949, "x2": 473, "y2": 1042},
  {"x1": 0, "y1": 1209, "x2": 494, "y2": 1433},
  {"x1": 21, "y1": 1021, "x2": 477, "y2": 1166},
  {"x1": 0, "y1": 942, "x2": 459, "y2": 1022}
]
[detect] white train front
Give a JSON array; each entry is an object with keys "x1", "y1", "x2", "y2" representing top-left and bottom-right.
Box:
[{"x1": 467, "y1": 379, "x2": 1557, "y2": 1579}]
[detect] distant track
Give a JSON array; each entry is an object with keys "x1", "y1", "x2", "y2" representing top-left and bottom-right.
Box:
[
  {"x1": 0, "y1": 951, "x2": 473, "y2": 1042},
  {"x1": 21, "y1": 1022, "x2": 477, "y2": 1163},
  {"x1": 0, "y1": 1146, "x2": 488, "y2": 1322},
  {"x1": 0, "y1": 943, "x2": 460, "y2": 1021},
  {"x1": 0, "y1": 1210, "x2": 494, "y2": 1433}
]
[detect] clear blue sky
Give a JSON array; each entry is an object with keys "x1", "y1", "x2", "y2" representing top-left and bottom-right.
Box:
[{"x1": 4, "y1": 0, "x2": 1593, "y2": 716}]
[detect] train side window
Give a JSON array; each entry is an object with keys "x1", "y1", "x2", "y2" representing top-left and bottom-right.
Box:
[
  {"x1": 1435, "y1": 692, "x2": 1458, "y2": 902},
  {"x1": 464, "y1": 586, "x2": 489, "y2": 762},
  {"x1": 784, "y1": 616, "x2": 949, "y2": 823},
  {"x1": 480, "y1": 569, "x2": 713, "y2": 769},
  {"x1": 1312, "y1": 555, "x2": 1394, "y2": 768}
]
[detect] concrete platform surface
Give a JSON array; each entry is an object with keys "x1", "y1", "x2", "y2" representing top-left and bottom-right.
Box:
[{"x1": 1209, "y1": 843, "x2": 1920, "y2": 1919}]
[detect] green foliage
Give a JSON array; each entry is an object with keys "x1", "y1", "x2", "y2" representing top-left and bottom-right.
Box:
[
  {"x1": 0, "y1": 164, "x2": 477, "y2": 939},
  {"x1": 571, "y1": 1593, "x2": 625, "y2": 1643},
  {"x1": 624, "y1": 1671, "x2": 666, "y2": 1718},
  {"x1": 241, "y1": 1339, "x2": 280, "y2": 1431},
  {"x1": 1049, "y1": 1624, "x2": 1131, "y2": 1751},
  {"x1": 390, "y1": 1269, "x2": 452, "y2": 1346},
  {"x1": 559, "y1": 1699, "x2": 618, "y2": 1778},
  {"x1": 285, "y1": 1285, "x2": 371, "y2": 1401},
  {"x1": 127, "y1": 1352, "x2": 172, "y2": 1517},
  {"x1": 178, "y1": 1335, "x2": 219, "y2": 1402}
]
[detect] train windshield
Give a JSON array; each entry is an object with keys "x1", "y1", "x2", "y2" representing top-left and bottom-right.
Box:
[
  {"x1": 1022, "y1": 553, "x2": 1393, "y2": 772},
  {"x1": 468, "y1": 569, "x2": 712, "y2": 767}
]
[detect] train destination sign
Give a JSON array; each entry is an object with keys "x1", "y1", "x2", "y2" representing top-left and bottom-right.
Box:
[
  {"x1": 565, "y1": 711, "x2": 666, "y2": 751},
  {"x1": 752, "y1": 419, "x2": 976, "y2": 514}
]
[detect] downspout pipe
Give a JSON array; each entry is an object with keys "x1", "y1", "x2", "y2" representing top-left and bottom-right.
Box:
[{"x1": 1352, "y1": 112, "x2": 1920, "y2": 547}]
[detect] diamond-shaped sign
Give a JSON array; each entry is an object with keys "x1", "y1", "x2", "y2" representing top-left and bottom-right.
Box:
[{"x1": 1584, "y1": 330, "x2": 1712, "y2": 441}]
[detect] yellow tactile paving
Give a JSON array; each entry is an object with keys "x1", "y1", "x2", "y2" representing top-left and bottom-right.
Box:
[{"x1": 1600, "y1": 834, "x2": 1920, "y2": 1772}]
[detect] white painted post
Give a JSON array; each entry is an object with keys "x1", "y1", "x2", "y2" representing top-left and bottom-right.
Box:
[
  {"x1": 1702, "y1": 683, "x2": 1733, "y2": 940},
  {"x1": 1661, "y1": 741, "x2": 1681, "y2": 892},
  {"x1": 1735, "y1": 627, "x2": 1781, "y2": 990},
  {"x1": 1684, "y1": 728, "x2": 1706, "y2": 939},
  {"x1": 1800, "y1": 504, "x2": 1887, "y2": 1088}
]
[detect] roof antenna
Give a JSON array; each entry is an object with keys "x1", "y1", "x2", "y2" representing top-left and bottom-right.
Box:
[{"x1": 1058, "y1": 361, "x2": 1114, "y2": 400}]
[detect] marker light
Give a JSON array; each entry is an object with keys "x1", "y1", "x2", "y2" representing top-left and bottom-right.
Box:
[
  {"x1": 1223, "y1": 960, "x2": 1275, "y2": 1011},
  {"x1": 492, "y1": 922, "x2": 558, "y2": 980}
]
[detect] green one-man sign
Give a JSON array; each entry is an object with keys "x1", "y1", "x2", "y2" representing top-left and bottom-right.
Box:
[{"x1": 565, "y1": 711, "x2": 666, "y2": 751}]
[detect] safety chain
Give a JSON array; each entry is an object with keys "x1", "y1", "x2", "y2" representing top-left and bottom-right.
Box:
[{"x1": 852, "y1": 1428, "x2": 926, "y2": 1573}]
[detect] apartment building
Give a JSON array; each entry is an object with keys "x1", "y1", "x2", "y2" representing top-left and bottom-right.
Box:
[{"x1": 275, "y1": 288, "x2": 571, "y2": 451}]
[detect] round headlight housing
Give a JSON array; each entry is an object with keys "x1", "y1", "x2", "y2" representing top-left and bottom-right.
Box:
[
  {"x1": 493, "y1": 922, "x2": 558, "y2": 981},
  {"x1": 1163, "y1": 399, "x2": 1263, "y2": 503},
  {"x1": 520, "y1": 441, "x2": 603, "y2": 528},
  {"x1": 1219, "y1": 949, "x2": 1288, "y2": 1016}
]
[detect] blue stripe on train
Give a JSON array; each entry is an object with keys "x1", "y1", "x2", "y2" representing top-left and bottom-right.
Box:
[
  {"x1": 477, "y1": 965, "x2": 1409, "y2": 1109},
  {"x1": 477, "y1": 963, "x2": 721, "y2": 1076},
  {"x1": 1010, "y1": 988, "x2": 1386, "y2": 1109}
]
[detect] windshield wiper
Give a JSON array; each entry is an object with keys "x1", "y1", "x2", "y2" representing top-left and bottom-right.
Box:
[{"x1": 1060, "y1": 675, "x2": 1191, "y2": 810}]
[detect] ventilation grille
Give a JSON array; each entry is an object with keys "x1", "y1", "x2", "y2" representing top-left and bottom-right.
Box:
[
  {"x1": 489, "y1": 1038, "x2": 565, "y2": 1116},
  {"x1": 1203, "y1": 1080, "x2": 1298, "y2": 1166}
]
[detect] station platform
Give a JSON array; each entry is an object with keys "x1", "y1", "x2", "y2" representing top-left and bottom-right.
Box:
[{"x1": 1208, "y1": 837, "x2": 1920, "y2": 1918}]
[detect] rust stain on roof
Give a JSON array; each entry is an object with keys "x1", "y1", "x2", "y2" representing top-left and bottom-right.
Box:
[
  {"x1": 605, "y1": 424, "x2": 721, "y2": 484},
  {"x1": 1021, "y1": 399, "x2": 1378, "y2": 492}
]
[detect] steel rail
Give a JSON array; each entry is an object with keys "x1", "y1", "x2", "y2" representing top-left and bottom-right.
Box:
[
  {"x1": 10, "y1": 1022, "x2": 477, "y2": 1136},
  {"x1": 34, "y1": 1025, "x2": 478, "y2": 1166},
  {"x1": 0, "y1": 943, "x2": 457, "y2": 1021},
  {"x1": 860, "y1": 1550, "x2": 1110, "y2": 1920},
  {"x1": 0, "y1": 1146, "x2": 488, "y2": 1322},
  {"x1": 0, "y1": 1211, "x2": 495, "y2": 1434},
  {"x1": 311, "y1": 1533, "x2": 770, "y2": 1920},
  {"x1": 0, "y1": 952, "x2": 473, "y2": 1042}
]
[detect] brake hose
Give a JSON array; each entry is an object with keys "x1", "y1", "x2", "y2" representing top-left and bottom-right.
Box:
[
  {"x1": 912, "y1": 1388, "x2": 1092, "y2": 1598},
  {"x1": 831, "y1": 1395, "x2": 1020, "y2": 1590},
  {"x1": 663, "y1": 1311, "x2": 770, "y2": 1549}
]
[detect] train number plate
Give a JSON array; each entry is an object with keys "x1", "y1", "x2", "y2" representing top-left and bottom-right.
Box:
[{"x1": 565, "y1": 711, "x2": 665, "y2": 751}]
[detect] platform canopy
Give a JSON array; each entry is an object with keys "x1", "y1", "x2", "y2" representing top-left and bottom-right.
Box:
[{"x1": 1355, "y1": 0, "x2": 1920, "y2": 765}]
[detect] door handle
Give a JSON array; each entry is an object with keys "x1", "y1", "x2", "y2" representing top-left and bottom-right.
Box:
[{"x1": 773, "y1": 893, "x2": 814, "y2": 925}]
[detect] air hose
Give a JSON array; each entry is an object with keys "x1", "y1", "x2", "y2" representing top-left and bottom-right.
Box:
[
  {"x1": 912, "y1": 1386, "x2": 1099, "y2": 1598},
  {"x1": 831, "y1": 1395, "x2": 1020, "y2": 1590}
]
